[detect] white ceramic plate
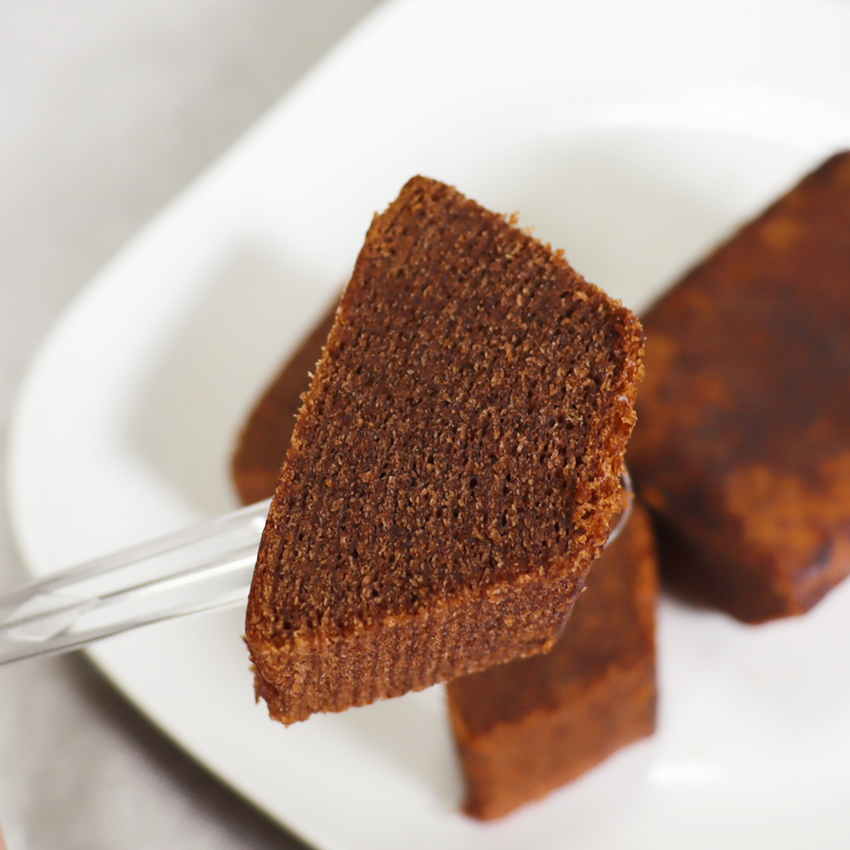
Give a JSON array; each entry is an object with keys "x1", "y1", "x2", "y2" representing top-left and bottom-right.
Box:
[{"x1": 9, "y1": 0, "x2": 850, "y2": 846}]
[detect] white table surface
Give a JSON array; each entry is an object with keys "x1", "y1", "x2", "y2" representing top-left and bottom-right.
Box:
[{"x1": 0, "y1": 2, "x2": 380, "y2": 847}]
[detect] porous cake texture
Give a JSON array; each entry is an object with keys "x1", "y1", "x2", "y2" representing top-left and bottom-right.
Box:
[
  {"x1": 233, "y1": 305, "x2": 337, "y2": 506},
  {"x1": 629, "y1": 152, "x2": 850, "y2": 623},
  {"x1": 245, "y1": 176, "x2": 644, "y2": 724},
  {"x1": 234, "y1": 279, "x2": 656, "y2": 817},
  {"x1": 447, "y1": 502, "x2": 658, "y2": 820}
]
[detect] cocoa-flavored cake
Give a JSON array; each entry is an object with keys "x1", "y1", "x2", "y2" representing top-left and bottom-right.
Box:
[
  {"x1": 233, "y1": 305, "x2": 337, "y2": 506},
  {"x1": 629, "y1": 151, "x2": 850, "y2": 623},
  {"x1": 234, "y1": 289, "x2": 657, "y2": 817},
  {"x1": 245, "y1": 176, "x2": 644, "y2": 724},
  {"x1": 232, "y1": 298, "x2": 336, "y2": 504},
  {"x1": 447, "y1": 501, "x2": 658, "y2": 820}
]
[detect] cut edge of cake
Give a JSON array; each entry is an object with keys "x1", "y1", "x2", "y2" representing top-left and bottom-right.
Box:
[{"x1": 246, "y1": 176, "x2": 645, "y2": 723}]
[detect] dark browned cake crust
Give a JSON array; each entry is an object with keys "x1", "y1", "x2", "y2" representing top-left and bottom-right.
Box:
[
  {"x1": 629, "y1": 151, "x2": 850, "y2": 623},
  {"x1": 447, "y1": 502, "x2": 658, "y2": 820},
  {"x1": 246, "y1": 176, "x2": 644, "y2": 724}
]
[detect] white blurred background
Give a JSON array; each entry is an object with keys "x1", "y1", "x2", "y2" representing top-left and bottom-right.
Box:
[{"x1": 0, "y1": 2, "x2": 380, "y2": 847}]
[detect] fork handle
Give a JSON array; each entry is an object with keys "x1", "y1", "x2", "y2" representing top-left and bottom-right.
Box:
[{"x1": 0, "y1": 499, "x2": 271, "y2": 665}]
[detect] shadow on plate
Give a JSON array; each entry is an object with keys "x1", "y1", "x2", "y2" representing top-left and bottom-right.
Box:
[{"x1": 327, "y1": 687, "x2": 464, "y2": 811}]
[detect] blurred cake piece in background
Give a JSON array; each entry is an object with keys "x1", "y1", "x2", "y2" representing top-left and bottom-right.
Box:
[
  {"x1": 630, "y1": 151, "x2": 850, "y2": 622},
  {"x1": 446, "y1": 501, "x2": 658, "y2": 820}
]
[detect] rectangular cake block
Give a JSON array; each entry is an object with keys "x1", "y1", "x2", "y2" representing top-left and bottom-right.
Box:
[
  {"x1": 629, "y1": 152, "x2": 850, "y2": 622},
  {"x1": 244, "y1": 176, "x2": 644, "y2": 724},
  {"x1": 446, "y1": 501, "x2": 658, "y2": 819},
  {"x1": 233, "y1": 304, "x2": 337, "y2": 506},
  {"x1": 234, "y1": 289, "x2": 657, "y2": 817}
]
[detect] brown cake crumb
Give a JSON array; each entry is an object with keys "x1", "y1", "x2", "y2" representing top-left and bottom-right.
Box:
[
  {"x1": 245, "y1": 176, "x2": 644, "y2": 724},
  {"x1": 232, "y1": 304, "x2": 337, "y2": 506},
  {"x1": 447, "y1": 501, "x2": 658, "y2": 819},
  {"x1": 233, "y1": 281, "x2": 656, "y2": 815},
  {"x1": 629, "y1": 151, "x2": 850, "y2": 623}
]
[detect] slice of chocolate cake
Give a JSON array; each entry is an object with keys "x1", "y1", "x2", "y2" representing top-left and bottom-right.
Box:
[
  {"x1": 629, "y1": 151, "x2": 850, "y2": 623},
  {"x1": 245, "y1": 176, "x2": 644, "y2": 724},
  {"x1": 232, "y1": 298, "x2": 337, "y2": 505},
  {"x1": 234, "y1": 286, "x2": 657, "y2": 815},
  {"x1": 233, "y1": 304, "x2": 337, "y2": 506},
  {"x1": 447, "y1": 501, "x2": 658, "y2": 820}
]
